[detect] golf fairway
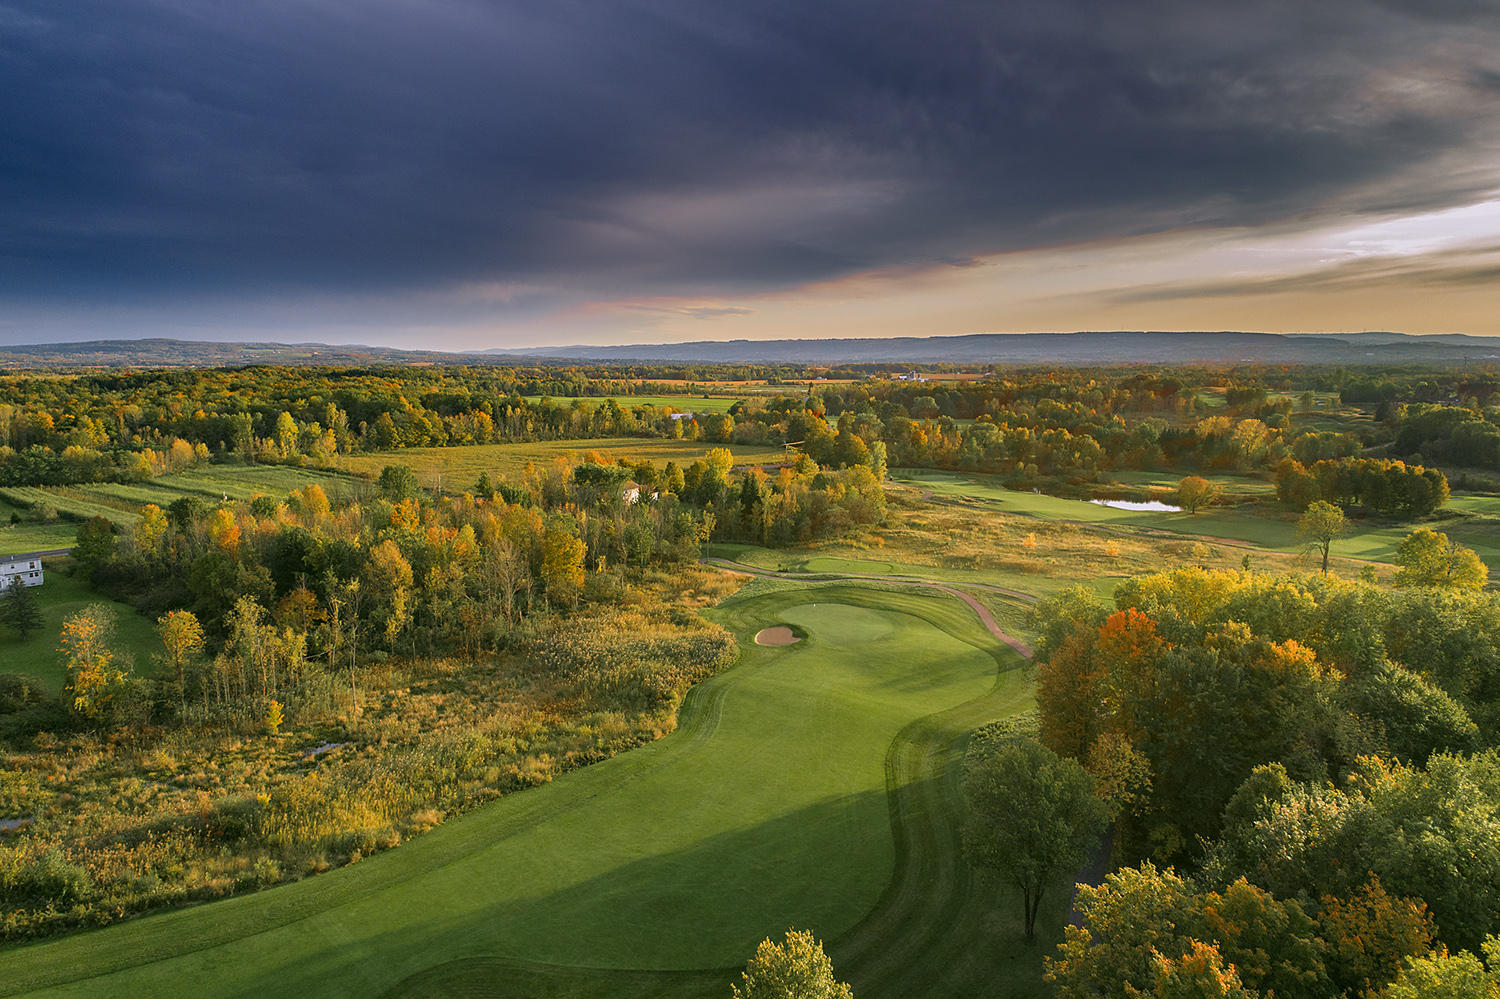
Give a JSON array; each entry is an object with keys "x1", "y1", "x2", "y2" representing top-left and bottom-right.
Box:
[{"x1": 2, "y1": 584, "x2": 1034, "y2": 999}]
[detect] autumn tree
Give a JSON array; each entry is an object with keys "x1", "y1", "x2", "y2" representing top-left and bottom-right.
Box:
[
  {"x1": 1176, "y1": 476, "x2": 1219, "y2": 515},
  {"x1": 365, "y1": 539, "x2": 414, "y2": 649},
  {"x1": 133, "y1": 503, "x2": 168, "y2": 555},
  {"x1": 1393, "y1": 529, "x2": 1488, "y2": 590},
  {"x1": 1319, "y1": 878, "x2": 1436, "y2": 997},
  {"x1": 155, "y1": 609, "x2": 205, "y2": 705},
  {"x1": 59, "y1": 604, "x2": 131, "y2": 723},
  {"x1": 731, "y1": 929, "x2": 852, "y2": 999},
  {"x1": 207, "y1": 507, "x2": 241, "y2": 552},
  {"x1": 1150, "y1": 941, "x2": 1255, "y2": 999},
  {"x1": 541, "y1": 522, "x2": 586, "y2": 607},
  {"x1": 962, "y1": 737, "x2": 1108, "y2": 939},
  {"x1": 274, "y1": 411, "x2": 298, "y2": 458},
  {"x1": 274, "y1": 585, "x2": 322, "y2": 633},
  {"x1": 1297, "y1": 501, "x2": 1346, "y2": 575}
]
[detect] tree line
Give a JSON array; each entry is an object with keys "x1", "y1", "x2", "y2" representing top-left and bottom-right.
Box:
[{"x1": 964, "y1": 547, "x2": 1500, "y2": 998}]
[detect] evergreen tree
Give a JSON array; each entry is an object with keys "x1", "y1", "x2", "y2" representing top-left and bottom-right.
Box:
[{"x1": 3, "y1": 575, "x2": 42, "y2": 639}]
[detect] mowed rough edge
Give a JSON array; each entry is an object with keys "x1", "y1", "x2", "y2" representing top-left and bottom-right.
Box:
[{"x1": 2, "y1": 585, "x2": 1028, "y2": 999}]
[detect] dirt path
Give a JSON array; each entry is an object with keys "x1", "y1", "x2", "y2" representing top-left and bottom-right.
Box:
[
  {"x1": 701, "y1": 557, "x2": 1035, "y2": 659},
  {"x1": 928, "y1": 584, "x2": 1033, "y2": 658}
]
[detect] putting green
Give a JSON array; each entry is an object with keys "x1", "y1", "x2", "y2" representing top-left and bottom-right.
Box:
[{"x1": 2, "y1": 585, "x2": 1036, "y2": 999}]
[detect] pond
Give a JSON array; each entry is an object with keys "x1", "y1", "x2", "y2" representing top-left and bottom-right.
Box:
[{"x1": 1089, "y1": 498, "x2": 1182, "y2": 512}]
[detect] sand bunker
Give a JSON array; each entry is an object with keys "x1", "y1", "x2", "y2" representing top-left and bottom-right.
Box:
[{"x1": 754, "y1": 626, "x2": 801, "y2": 646}]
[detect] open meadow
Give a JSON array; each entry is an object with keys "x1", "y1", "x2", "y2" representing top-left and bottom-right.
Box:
[{"x1": 0, "y1": 583, "x2": 1044, "y2": 999}]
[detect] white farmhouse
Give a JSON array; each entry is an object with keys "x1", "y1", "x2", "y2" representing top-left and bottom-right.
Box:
[{"x1": 0, "y1": 553, "x2": 44, "y2": 589}]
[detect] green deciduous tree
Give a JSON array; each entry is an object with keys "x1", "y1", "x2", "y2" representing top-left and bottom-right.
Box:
[
  {"x1": 73, "y1": 515, "x2": 115, "y2": 570},
  {"x1": 1049, "y1": 863, "x2": 1200, "y2": 997},
  {"x1": 377, "y1": 464, "x2": 422, "y2": 501},
  {"x1": 1297, "y1": 501, "x2": 1345, "y2": 575},
  {"x1": 962, "y1": 737, "x2": 1108, "y2": 939}
]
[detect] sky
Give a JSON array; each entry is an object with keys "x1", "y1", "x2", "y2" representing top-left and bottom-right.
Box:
[{"x1": 3, "y1": 0, "x2": 1500, "y2": 349}]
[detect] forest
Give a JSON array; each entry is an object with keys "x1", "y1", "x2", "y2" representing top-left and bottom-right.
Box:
[
  {"x1": 1, "y1": 358, "x2": 1498, "y2": 999},
  {"x1": 1022, "y1": 561, "x2": 1500, "y2": 996}
]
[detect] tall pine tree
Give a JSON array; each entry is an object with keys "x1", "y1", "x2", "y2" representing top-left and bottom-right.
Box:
[{"x1": 3, "y1": 575, "x2": 42, "y2": 640}]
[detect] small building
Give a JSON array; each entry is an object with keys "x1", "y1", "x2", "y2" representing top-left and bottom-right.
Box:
[
  {"x1": 620, "y1": 481, "x2": 659, "y2": 505},
  {"x1": 0, "y1": 553, "x2": 44, "y2": 589}
]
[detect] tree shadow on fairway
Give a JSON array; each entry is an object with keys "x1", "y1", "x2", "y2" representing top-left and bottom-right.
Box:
[
  {"x1": 236, "y1": 791, "x2": 893, "y2": 999},
  {"x1": 366, "y1": 759, "x2": 1062, "y2": 999}
]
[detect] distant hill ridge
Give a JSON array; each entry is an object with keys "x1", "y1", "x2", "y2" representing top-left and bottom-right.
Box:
[
  {"x1": 490, "y1": 330, "x2": 1500, "y2": 364},
  {"x1": 0, "y1": 331, "x2": 1495, "y2": 368}
]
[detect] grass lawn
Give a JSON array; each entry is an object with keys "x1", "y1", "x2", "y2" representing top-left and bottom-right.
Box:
[
  {"x1": 705, "y1": 542, "x2": 1086, "y2": 606},
  {"x1": 0, "y1": 584, "x2": 1047, "y2": 999},
  {"x1": 339, "y1": 438, "x2": 788, "y2": 483},
  {"x1": 893, "y1": 468, "x2": 1291, "y2": 538},
  {"x1": 892, "y1": 468, "x2": 1500, "y2": 573},
  {"x1": 0, "y1": 511, "x2": 78, "y2": 558},
  {"x1": 0, "y1": 563, "x2": 160, "y2": 693}
]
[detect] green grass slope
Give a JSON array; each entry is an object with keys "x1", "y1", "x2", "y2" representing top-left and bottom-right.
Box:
[
  {"x1": 1, "y1": 565, "x2": 160, "y2": 692},
  {"x1": 2, "y1": 584, "x2": 1042, "y2": 999}
]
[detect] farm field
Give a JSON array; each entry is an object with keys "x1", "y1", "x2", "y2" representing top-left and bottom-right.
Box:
[
  {"x1": 339, "y1": 438, "x2": 789, "y2": 482},
  {"x1": 0, "y1": 583, "x2": 1045, "y2": 999},
  {"x1": 71, "y1": 466, "x2": 364, "y2": 508},
  {"x1": 1, "y1": 565, "x2": 160, "y2": 692},
  {"x1": 0, "y1": 486, "x2": 144, "y2": 530},
  {"x1": 892, "y1": 468, "x2": 1500, "y2": 571},
  {"x1": 0, "y1": 467, "x2": 366, "y2": 556}
]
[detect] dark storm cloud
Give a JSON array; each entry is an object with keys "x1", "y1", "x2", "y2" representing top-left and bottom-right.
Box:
[{"x1": 2, "y1": 0, "x2": 1499, "y2": 314}]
